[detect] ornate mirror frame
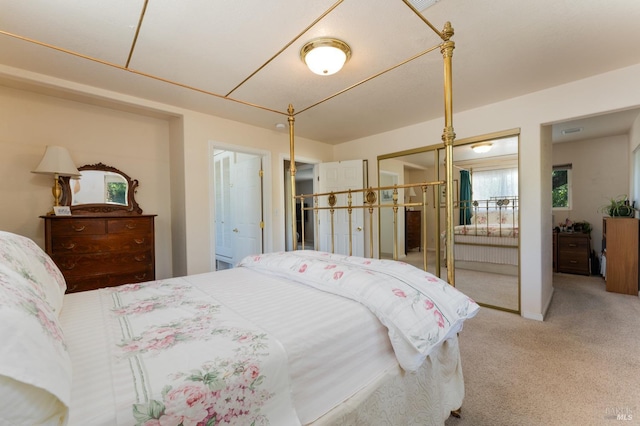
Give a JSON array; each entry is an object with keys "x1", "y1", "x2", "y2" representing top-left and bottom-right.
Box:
[{"x1": 59, "y1": 163, "x2": 142, "y2": 215}]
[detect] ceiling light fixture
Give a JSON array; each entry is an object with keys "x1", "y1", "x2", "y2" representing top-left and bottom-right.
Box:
[
  {"x1": 471, "y1": 143, "x2": 493, "y2": 154},
  {"x1": 300, "y1": 38, "x2": 351, "y2": 76}
]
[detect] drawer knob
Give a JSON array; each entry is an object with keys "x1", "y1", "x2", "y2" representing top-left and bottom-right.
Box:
[
  {"x1": 72, "y1": 225, "x2": 86, "y2": 232},
  {"x1": 125, "y1": 223, "x2": 137, "y2": 230},
  {"x1": 134, "y1": 255, "x2": 147, "y2": 262},
  {"x1": 61, "y1": 261, "x2": 77, "y2": 270},
  {"x1": 135, "y1": 273, "x2": 147, "y2": 280},
  {"x1": 134, "y1": 238, "x2": 145, "y2": 244},
  {"x1": 568, "y1": 243, "x2": 577, "y2": 247},
  {"x1": 62, "y1": 242, "x2": 76, "y2": 250}
]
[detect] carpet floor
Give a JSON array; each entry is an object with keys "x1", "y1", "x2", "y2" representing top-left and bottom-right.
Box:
[{"x1": 445, "y1": 273, "x2": 640, "y2": 426}]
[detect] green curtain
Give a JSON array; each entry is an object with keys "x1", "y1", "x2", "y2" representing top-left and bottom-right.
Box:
[{"x1": 459, "y1": 170, "x2": 472, "y2": 225}]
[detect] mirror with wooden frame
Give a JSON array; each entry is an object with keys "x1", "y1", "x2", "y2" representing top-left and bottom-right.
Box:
[{"x1": 59, "y1": 163, "x2": 142, "y2": 215}]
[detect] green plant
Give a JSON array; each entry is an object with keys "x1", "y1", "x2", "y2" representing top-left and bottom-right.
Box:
[{"x1": 599, "y1": 195, "x2": 635, "y2": 217}]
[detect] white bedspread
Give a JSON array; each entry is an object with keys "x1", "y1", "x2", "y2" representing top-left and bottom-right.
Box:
[{"x1": 61, "y1": 267, "x2": 398, "y2": 425}]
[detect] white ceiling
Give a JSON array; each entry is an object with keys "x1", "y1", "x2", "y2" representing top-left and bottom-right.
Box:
[{"x1": 1, "y1": 0, "x2": 639, "y2": 145}]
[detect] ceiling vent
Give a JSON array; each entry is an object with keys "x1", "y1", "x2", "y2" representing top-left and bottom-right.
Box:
[
  {"x1": 561, "y1": 127, "x2": 583, "y2": 135},
  {"x1": 407, "y1": 0, "x2": 442, "y2": 11}
]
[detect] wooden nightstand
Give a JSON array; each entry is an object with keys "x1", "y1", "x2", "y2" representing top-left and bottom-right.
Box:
[{"x1": 556, "y1": 232, "x2": 591, "y2": 275}]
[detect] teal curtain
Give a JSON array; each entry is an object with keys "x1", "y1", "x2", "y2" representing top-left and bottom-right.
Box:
[{"x1": 459, "y1": 170, "x2": 472, "y2": 225}]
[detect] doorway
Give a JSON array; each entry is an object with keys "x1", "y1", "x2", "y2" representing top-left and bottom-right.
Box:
[{"x1": 284, "y1": 160, "x2": 316, "y2": 251}]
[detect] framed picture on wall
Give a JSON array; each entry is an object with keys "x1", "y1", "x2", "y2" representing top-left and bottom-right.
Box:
[
  {"x1": 439, "y1": 179, "x2": 458, "y2": 207},
  {"x1": 381, "y1": 189, "x2": 394, "y2": 202}
]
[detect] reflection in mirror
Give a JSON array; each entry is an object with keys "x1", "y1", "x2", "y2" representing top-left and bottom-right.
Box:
[
  {"x1": 378, "y1": 132, "x2": 520, "y2": 313},
  {"x1": 71, "y1": 170, "x2": 128, "y2": 206},
  {"x1": 59, "y1": 163, "x2": 142, "y2": 215}
]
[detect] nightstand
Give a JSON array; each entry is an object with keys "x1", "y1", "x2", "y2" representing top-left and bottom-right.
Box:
[{"x1": 556, "y1": 232, "x2": 591, "y2": 275}]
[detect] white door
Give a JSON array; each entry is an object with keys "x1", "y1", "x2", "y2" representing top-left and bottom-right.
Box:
[
  {"x1": 232, "y1": 154, "x2": 263, "y2": 262},
  {"x1": 214, "y1": 153, "x2": 234, "y2": 259},
  {"x1": 318, "y1": 160, "x2": 365, "y2": 257}
]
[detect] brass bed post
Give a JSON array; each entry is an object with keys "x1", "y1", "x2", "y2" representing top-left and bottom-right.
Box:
[
  {"x1": 441, "y1": 22, "x2": 456, "y2": 286},
  {"x1": 392, "y1": 187, "x2": 399, "y2": 260},
  {"x1": 288, "y1": 104, "x2": 297, "y2": 251},
  {"x1": 422, "y1": 185, "x2": 428, "y2": 271},
  {"x1": 347, "y1": 190, "x2": 353, "y2": 256},
  {"x1": 366, "y1": 189, "x2": 376, "y2": 259}
]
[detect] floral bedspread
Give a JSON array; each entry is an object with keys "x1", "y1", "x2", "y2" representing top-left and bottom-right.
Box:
[
  {"x1": 238, "y1": 251, "x2": 479, "y2": 372},
  {"x1": 100, "y1": 278, "x2": 299, "y2": 426}
]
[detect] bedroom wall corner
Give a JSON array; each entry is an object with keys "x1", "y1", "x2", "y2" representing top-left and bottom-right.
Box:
[{"x1": 169, "y1": 116, "x2": 187, "y2": 277}]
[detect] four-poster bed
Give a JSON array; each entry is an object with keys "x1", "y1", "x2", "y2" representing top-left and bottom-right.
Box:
[{"x1": 0, "y1": 2, "x2": 478, "y2": 425}]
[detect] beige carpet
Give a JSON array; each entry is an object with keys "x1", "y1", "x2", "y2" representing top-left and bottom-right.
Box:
[{"x1": 445, "y1": 273, "x2": 640, "y2": 426}]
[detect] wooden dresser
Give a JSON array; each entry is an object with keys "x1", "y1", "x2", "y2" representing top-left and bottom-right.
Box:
[
  {"x1": 42, "y1": 215, "x2": 156, "y2": 293},
  {"x1": 603, "y1": 217, "x2": 639, "y2": 295},
  {"x1": 556, "y1": 232, "x2": 591, "y2": 275},
  {"x1": 405, "y1": 209, "x2": 421, "y2": 252}
]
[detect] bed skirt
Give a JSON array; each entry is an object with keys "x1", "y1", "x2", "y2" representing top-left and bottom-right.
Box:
[
  {"x1": 312, "y1": 337, "x2": 464, "y2": 426},
  {"x1": 453, "y1": 235, "x2": 518, "y2": 266}
]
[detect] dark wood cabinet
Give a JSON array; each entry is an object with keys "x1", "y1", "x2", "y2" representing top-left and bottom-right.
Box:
[
  {"x1": 405, "y1": 209, "x2": 421, "y2": 253},
  {"x1": 557, "y1": 232, "x2": 591, "y2": 275},
  {"x1": 603, "y1": 217, "x2": 639, "y2": 295},
  {"x1": 42, "y1": 215, "x2": 156, "y2": 293}
]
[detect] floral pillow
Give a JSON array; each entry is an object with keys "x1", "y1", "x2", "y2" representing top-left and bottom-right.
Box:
[
  {"x1": 0, "y1": 231, "x2": 66, "y2": 316},
  {"x1": 0, "y1": 263, "x2": 71, "y2": 425}
]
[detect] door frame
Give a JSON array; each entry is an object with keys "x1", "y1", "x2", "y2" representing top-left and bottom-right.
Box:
[{"x1": 208, "y1": 141, "x2": 272, "y2": 270}]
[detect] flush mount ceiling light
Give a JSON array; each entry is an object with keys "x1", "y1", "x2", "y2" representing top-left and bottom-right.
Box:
[
  {"x1": 300, "y1": 38, "x2": 351, "y2": 76},
  {"x1": 471, "y1": 143, "x2": 493, "y2": 153}
]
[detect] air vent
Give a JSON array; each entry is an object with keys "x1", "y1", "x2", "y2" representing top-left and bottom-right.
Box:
[
  {"x1": 561, "y1": 127, "x2": 583, "y2": 135},
  {"x1": 407, "y1": 0, "x2": 441, "y2": 11}
]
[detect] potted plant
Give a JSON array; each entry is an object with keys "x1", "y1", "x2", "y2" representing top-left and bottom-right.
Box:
[{"x1": 599, "y1": 195, "x2": 635, "y2": 217}]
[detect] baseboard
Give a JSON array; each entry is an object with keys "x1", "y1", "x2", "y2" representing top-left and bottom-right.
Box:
[{"x1": 522, "y1": 286, "x2": 555, "y2": 321}]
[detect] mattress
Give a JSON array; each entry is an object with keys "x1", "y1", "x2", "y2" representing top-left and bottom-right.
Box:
[{"x1": 60, "y1": 267, "x2": 398, "y2": 425}]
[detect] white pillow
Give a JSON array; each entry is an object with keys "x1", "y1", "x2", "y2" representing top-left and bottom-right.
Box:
[
  {"x1": 0, "y1": 264, "x2": 71, "y2": 425},
  {"x1": 0, "y1": 231, "x2": 66, "y2": 316}
]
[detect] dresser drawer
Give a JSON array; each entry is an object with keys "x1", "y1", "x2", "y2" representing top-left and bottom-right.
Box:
[
  {"x1": 52, "y1": 250, "x2": 153, "y2": 275},
  {"x1": 65, "y1": 267, "x2": 155, "y2": 293},
  {"x1": 108, "y1": 217, "x2": 153, "y2": 234},
  {"x1": 50, "y1": 233, "x2": 152, "y2": 254},
  {"x1": 50, "y1": 218, "x2": 107, "y2": 236},
  {"x1": 558, "y1": 236, "x2": 589, "y2": 252}
]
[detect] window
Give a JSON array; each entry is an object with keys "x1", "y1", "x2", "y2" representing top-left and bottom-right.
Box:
[
  {"x1": 552, "y1": 164, "x2": 572, "y2": 210},
  {"x1": 471, "y1": 167, "x2": 518, "y2": 200}
]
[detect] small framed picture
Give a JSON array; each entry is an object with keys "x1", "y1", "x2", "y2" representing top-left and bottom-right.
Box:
[{"x1": 53, "y1": 206, "x2": 72, "y2": 216}]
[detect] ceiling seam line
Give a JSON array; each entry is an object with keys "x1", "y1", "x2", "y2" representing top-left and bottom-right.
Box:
[
  {"x1": 224, "y1": 0, "x2": 344, "y2": 98},
  {"x1": 0, "y1": 30, "x2": 289, "y2": 117},
  {"x1": 125, "y1": 0, "x2": 149, "y2": 68}
]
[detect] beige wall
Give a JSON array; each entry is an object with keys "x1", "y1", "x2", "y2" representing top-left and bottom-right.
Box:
[
  {"x1": 0, "y1": 85, "x2": 174, "y2": 280},
  {"x1": 553, "y1": 135, "x2": 629, "y2": 254},
  {"x1": 335, "y1": 63, "x2": 640, "y2": 320}
]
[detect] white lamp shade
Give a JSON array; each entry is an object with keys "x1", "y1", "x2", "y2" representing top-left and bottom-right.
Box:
[
  {"x1": 32, "y1": 145, "x2": 80, "y2": 177},
  {"x1": 408, "y1": 187, "x2": 417, "y2": 197},
  {"x1": 305, "y1": 46, "x2": 347, "y2": 75}
]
